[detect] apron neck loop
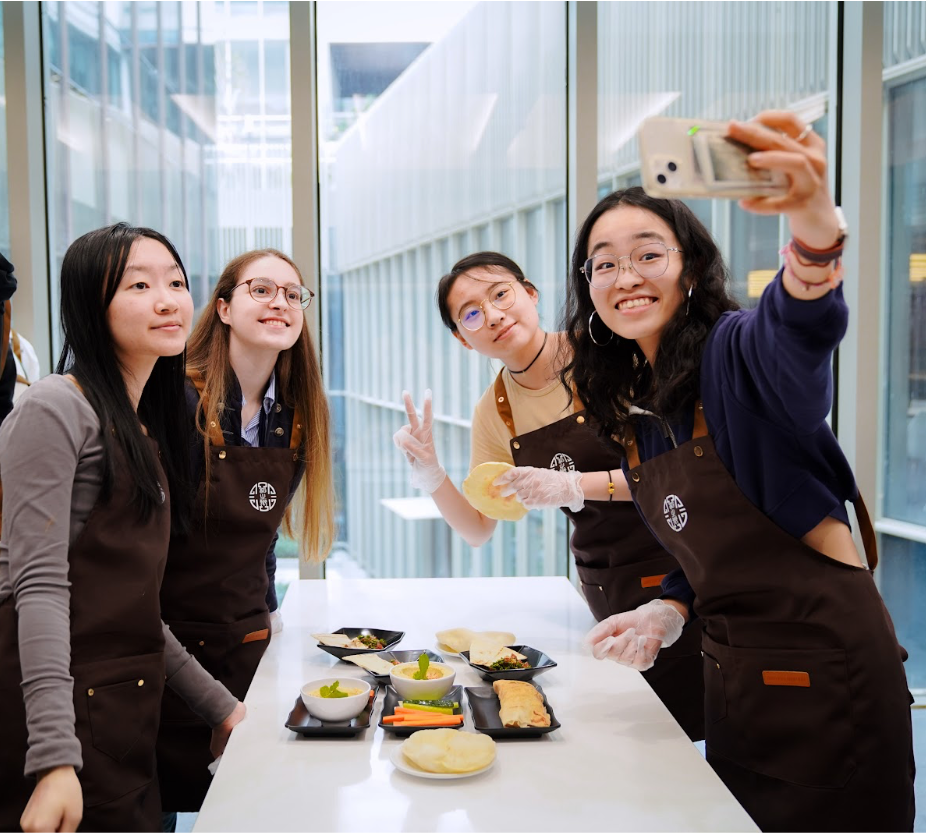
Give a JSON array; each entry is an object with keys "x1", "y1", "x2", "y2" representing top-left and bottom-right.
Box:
[{"x1": 493, "y1": 372, "x2": 517, "y2": 438}]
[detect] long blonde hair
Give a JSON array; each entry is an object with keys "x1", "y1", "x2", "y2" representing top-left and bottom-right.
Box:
[{"x1": 186, "y1": 249, "x2": 334, "y2": 562}]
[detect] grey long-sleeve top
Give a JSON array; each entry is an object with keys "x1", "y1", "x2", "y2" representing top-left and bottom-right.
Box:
[{"x1": 0, "y1": 374, "x2": 238, "y2": 777}]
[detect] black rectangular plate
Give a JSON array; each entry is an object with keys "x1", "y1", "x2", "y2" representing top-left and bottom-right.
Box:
[
  {"x1": 460, "y1": 645, "x2": 557, "y2": 682},
  {"x1": 378, "y1": 684, "x2": 464, "y2": 737},
  {"x1": 352, "y1": 649, "x2": 443, "y2": 685},
  {"x1": 464, "y1": 682, "x2": 561, "y2": 738},
  {"x1": 285, "y1": 679, "x2": 377, "y2": 737},
  {"x1": 316, "y1": 627, "x2": 405, "y2": 659}
]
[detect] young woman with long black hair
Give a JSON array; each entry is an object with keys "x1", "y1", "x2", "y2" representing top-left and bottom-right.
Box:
[
  {"x1": 156, "y1": 249, "x2": 334, "y2": 816},
  {"x1": 0, "y1": 224, "x2": 244, "y2": 833},
  {"x1": 570, "y1": 112, "x2": 914, "y2": 832},
  {"x1": 394, "y1": 251, "x2": 704, "y2": 740}
]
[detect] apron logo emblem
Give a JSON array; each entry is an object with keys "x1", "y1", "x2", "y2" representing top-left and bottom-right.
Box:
[
  {"x1": 249, "y1": 481, "x2": 277, "y2": 512},
  {"x1": 663, "y1": 494, "x2": 688, "y2": 532},
  {"x1": 550, "y1": 453, "x2": 575, "y2": 472}
]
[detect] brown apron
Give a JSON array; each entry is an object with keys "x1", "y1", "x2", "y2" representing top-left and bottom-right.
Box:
[
  {"x1": 156, "y1": 408, "x2": 301, "y2": 811},
  {"x1": 494, "y1": 372, "x2": 704, "y2": 741},
  {"x1": 624, "y1": 404, "x2": 915, "y2": 832},
  {"x1": 0, "y1": 437, "x2": 170, "y2": 832}
]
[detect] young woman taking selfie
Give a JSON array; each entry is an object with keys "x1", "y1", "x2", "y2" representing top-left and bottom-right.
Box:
[
  {"x1": 394, "y1": 252, "x2": 703, "y2": 740},
  {"x1": 0, "y1": 224, "x2": 243, "y2": 833},
  {"x1": 572, "y1": 112, "x2": 914, "y2": 832},
  {"x1": 156, "y1": 249, "x2": 334, "y2": 818}
]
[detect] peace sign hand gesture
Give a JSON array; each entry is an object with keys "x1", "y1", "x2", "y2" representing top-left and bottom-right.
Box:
[{"x1": 392, "y1": 390, "x2": 447, "y2": 494}]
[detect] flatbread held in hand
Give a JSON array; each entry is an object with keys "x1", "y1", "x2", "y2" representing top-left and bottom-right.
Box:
[{"x1": 462, "y1": 462, "x2": 528, "y2": 521}]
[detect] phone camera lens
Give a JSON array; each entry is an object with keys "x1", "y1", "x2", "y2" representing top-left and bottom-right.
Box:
[
  {"x1": 656, "y1": 174, "x2": 667, "y2": 184},
  {"x1": 667, "y1": 162, "x2": 677, "y2": 172}
]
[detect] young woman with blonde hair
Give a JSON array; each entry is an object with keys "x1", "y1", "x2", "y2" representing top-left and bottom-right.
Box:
[{"x1": 157, "y1": 249, "x2": 334, "y2": 818}]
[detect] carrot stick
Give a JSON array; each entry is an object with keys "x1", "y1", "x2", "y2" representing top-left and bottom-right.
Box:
[
  {"x1": 395, "y1": 715, "x2": 463, "y2": 726},
  {"x1": 382, "y1": 714, "x2": 403, "y2": 724}
]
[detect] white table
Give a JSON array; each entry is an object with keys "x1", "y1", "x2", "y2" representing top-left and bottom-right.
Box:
[{"x1": 194, "y1": 577, "x2": 757, "y2": 832}]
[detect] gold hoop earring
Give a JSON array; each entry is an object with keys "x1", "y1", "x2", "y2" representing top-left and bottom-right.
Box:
[{"x1": 588, "y1": 310, "x2": 615, "y2": 347}]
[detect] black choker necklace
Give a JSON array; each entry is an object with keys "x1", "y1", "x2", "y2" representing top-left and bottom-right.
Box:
[{"x1": 509, "y1": 332, "x2": 548, "y2": 375}]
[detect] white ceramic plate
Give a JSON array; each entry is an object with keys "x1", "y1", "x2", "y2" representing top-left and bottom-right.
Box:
[{"x1": 390, "y1": 743, "x2": 495, "y2": 780}]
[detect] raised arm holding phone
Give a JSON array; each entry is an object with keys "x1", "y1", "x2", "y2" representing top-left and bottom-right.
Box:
[{"x1": 571, "y1": 111, "x2": 914, "y2": 832}]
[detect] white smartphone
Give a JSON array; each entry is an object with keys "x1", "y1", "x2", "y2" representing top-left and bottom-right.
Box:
[{"x1": 638, "y1": 117, "x2": 789, "y2": 200}]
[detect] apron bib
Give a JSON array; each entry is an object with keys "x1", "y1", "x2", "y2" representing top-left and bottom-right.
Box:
[
  {"x1": 0, "y1": 436, "x2": 170, "y2": 833},
  {"x1": 494, "y1": 372, "x2": 704, "y2": 741},
  {"x1": 157, "y1": 412, "x2": 300, "y2": 812},
  {"x1": 624, "y1": 404, "x2": 915, "y2": 832}
]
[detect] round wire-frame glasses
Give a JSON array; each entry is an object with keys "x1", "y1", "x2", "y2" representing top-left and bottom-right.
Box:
[
  {"x1": 581, "y1": 242, "x2": 682, "y2": 290},
  {"x1": 234, "y1": 277, "x2": 314, "y2": 310},
  {"x1": 457, "y1": 282, "x2": 517, "y2": 331}
]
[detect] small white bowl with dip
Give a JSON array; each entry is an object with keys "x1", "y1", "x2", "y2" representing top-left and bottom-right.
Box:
[
  {"x1": 389, "y1": 661, "x2": 456, "y2": 700},
  {"x1": 300, "y1": 677, "x2": 372, "y2": 722}
]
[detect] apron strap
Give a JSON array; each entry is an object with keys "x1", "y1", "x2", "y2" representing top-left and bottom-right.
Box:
[
  {"x1": 623, "y1": 400, "x2": 705, "y2": 468},
  {"x1": 290, "y1": 410, "x2": 304, "y2": 451},
  {"x1": 852, "y1": 492, "x2": 879, "y2": 571},
  {"x1": 0, "y1": 301, "x2": 11, "y2": 379},
  {"x1": 570, "y1": 382, "x2": 584, "y2": 413},
  {"x1": 493, "y1": 371, "x2": 517, "y2": 439},
  {"x1": 187, "y1": 369, "x2": 227, "y2": 447},
  {"x1": 693, "y1": 400, "x2": 708, "y2": 438}
]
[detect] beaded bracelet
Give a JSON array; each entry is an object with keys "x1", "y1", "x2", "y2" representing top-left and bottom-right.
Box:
[
  {"x1": 780, "y1": 241, "x2": 844, "y2": 292},
  {"x1": 607, "y1": 470, "x2": 615, "y2": 502}
]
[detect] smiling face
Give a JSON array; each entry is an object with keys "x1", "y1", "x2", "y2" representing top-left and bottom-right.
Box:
[
  {"x1": 586, "y1": 205, "x2": 686, "y2": 361},
  {"x1": 105, "y1": 237, "x2": 193, "y2": 368},
  {"x1": 217, "y1": 255, "x2": 303, "y2": 356},
  {"x1": 446, "y1": 268, "x2": 541, "y2": 362}
]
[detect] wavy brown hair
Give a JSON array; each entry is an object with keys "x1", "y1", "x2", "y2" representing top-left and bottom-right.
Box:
[{"x1": 186, "y1": 249, "x2": 334, "y2": 562}]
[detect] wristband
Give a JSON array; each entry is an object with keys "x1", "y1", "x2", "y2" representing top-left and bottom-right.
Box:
[{"x1": 607, "y1": 470, "x2": 615, "y2": 502}]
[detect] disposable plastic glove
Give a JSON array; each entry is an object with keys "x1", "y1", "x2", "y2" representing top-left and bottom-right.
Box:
[
  {"x1": 392, "y1": 390, "x2": 447, "y2": 494},
  {"x1": 494, "y1": 466, "x2": 585, "y2": 512},
  {"x1": 584, "y1": 599, "x2": 685, "y2": 672},
  {"x1": 269, "y1": 609, "x2": 283, "y2": 634}
]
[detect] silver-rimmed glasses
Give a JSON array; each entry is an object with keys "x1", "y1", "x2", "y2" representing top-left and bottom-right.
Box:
[
  {"x1": 234, "y1": 277, "x2": 314, "y2": 310},
  {"x1": 581, "y1": 242, "x2": 682, "y2": 290},
  {"x1": 457, "y1": 282, "x2": 516, "y2": 331}
]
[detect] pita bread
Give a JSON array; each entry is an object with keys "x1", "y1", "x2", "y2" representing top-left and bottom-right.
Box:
[
  {"x1": 435, "y1": 627, "x2": 476, "y2": 653},
  {"x1": 401, "y1": 729, "x2": 496, "y2": 773},
  {"x1": 312, "y1": 633, "x2": 353, "y2": 647},
  {"x1": 343, "y1": 654, "x2": 395, "y2": 675},
  {"x1": 462, "y1": 462, "x2": 528, "y2": 521},
  {"x1": 469, "y1": 637, "x2": 527, "y2": 667}
]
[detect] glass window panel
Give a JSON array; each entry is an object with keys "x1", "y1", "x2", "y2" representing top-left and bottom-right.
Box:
[
  {"x1": 884, "y1": 75, "x2": 926, "y2": 527},
  {"x1": 597, "y1": 2, "x2": 832, "y2": 284},
  {"x1": 43, "y1": 0, "x2": 292, "y2": 352},
  {"x1": 879, "y1": 535, "x2": 926, "y2": 689},
  {"x1": 318, "y1": 1, "x2": 568, "y2": 579}
]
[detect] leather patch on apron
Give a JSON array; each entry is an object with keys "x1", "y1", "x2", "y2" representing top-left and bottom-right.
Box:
[
  {"x1": 762, "y1": 670, "x2": 810, "y2": 687},
  {"x1": 640, "y1": 573, "x2": 666, "y2": 588},
  {"x1": 242, "y1": 628, "x2": 269, "y2": 644}
]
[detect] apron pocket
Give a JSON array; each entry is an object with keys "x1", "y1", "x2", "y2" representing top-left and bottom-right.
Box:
[
  {"x1": 577, "y1": 556, "x2": 681, "y2": 621},
  {"x1": 702, "y1": 635, "x2": 857, "y2": 789},
  {"x1": 74, "y1": 653, "x2": 164, "y2": 808}
]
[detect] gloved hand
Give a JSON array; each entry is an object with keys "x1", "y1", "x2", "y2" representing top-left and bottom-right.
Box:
[
  {"x1": 584, "y1": 599, "x2": 685, "y2": 671},
  {"x1": 392, "y1": 390, "x2": 447, "y2": 494},
  {"x1": 269, "y1": 609, "x2": 283, "y2": 634},
  {"x1": 494, "y1": 466, "x2": 585, "y2": 512}
]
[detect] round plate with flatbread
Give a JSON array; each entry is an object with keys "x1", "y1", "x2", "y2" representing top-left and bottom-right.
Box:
[{"x1": 461, "y1": 462, "x2": 528, "y2": 522}]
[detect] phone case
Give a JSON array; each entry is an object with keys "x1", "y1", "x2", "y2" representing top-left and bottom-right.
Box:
[{"x1": 638, "y1": 117, "x2": 788, "y2": 200}]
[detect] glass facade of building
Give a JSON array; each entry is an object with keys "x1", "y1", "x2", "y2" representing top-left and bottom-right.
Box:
[{"x1": 12, "y1": 0, "x2": 924, "y2": 689}]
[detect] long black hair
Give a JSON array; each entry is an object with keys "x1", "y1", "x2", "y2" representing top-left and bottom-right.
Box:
[
  {"x1": 55, "y1": 222, "x2": 192, "y2": 534},
  {"x1": 561, "y1": 188, "x2": 739, "y2": 436}
]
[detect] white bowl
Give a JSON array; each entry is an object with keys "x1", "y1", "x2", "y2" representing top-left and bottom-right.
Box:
[
  {"x1": 300, "y1": 677, "x2": 372, "y2": 722},
  {"x1": 389, "y1": 661, "x2": 456, "y2": 700}
]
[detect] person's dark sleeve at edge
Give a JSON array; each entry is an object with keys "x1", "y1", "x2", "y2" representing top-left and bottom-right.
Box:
[{"x1": 0, "y1": 253, "x2": 18, "y2": 425}]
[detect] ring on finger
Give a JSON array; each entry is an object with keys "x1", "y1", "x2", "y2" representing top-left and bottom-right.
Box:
[{"x1": 795, "y1": 123, "x2": 813, "y2": 142}]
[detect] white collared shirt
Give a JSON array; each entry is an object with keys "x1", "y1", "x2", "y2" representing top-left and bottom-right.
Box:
[{"x1": 241, "y1": 373, "x2": 276, "y2": 447}]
